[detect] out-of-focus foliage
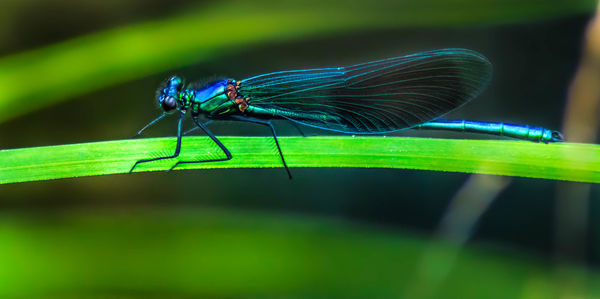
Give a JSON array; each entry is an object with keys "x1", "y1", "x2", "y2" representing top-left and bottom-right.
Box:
[
  {"x1": 0, "y1": 208, "x2": 598, "y2": 298},
  {"x1": 0, "y1": 0, "x2": 595, "y2": 122}
]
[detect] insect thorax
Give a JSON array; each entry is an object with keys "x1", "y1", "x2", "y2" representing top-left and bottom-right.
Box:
[{"x1": 186, "y1": 79, "x2": 237, "y2": 117}]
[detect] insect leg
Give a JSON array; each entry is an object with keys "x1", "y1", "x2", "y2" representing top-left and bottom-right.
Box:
[
  {"x1": 131, "y1": 112, "x2": 167, "y2": 138},
  {"x1": 183, "y1": 120, "x2": 213, "y2": 136},
  {"x1": 229, "y1": 115, "x2": 292, "y2": 179},
  {"x1": 167, "y1": 117, "x2": 232, "y2": 171},
  {"x1": 289, "y1": 121, "x2": 308, "y2": 137},
  {"x1": 130, "y1": 112, "x2": 185, "y2": 173}
]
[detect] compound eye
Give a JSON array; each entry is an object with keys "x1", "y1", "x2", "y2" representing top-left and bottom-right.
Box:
[
  {"x1": 161, "y1": 96, "x2": 177, "y2": 111},
  {"x1": 169, "y1": 76, "x2": 183, "y2": 92}
]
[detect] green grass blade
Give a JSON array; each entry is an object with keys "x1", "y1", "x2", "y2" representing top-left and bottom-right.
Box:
[
  {"x1": 1, "y1": 137, "x2": 598, "y2": 184},
  {"x1": 0, "y1": 0, "x2": 595, "y2": 123}
]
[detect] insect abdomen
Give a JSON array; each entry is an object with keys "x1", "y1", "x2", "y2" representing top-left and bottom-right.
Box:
[{"x1": 246, "y1": 105, "x2": 340, "y2": 123}]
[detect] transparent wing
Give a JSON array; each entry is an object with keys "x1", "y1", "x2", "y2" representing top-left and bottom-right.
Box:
[{"x1": 239, "y1": 48, "x2": 492, "y2": 134}]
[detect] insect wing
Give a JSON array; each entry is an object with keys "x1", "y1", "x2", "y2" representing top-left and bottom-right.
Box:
[{"x1": 239, "y1": 49, "x2": 492, "y2": 134}]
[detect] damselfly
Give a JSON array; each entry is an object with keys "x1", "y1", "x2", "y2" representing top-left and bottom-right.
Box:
[{"x1": 131, "y1": 48, "x2": 563, "y2": 178}]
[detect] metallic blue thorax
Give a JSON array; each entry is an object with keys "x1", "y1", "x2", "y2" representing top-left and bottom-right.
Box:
[
  {"x1": 187, "y1": 79, "x2": 236, "y2": 117},
  {"x1": 194, "y1": 80, "x2": 228, "y2": 102}
]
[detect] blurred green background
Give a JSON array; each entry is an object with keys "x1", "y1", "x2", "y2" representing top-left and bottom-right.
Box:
[{"x1": 1, "y1": 0, "x2": 600, "y2": 297}]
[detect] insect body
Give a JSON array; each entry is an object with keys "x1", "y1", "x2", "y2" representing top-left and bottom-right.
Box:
[{"x1": 131, "y1": 48, "x2": 563, "y2": 178}]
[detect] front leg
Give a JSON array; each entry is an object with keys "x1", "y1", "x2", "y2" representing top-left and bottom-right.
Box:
[
  {"x1": 167, "y1": 117, "x2": 233, "y2": 171},
  {"x1": 129, "y1": 112, "x2": 185, "y2": 173}
]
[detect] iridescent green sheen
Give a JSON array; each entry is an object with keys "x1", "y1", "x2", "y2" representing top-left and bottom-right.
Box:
[{"x1": 245, "y1": 105, "x2": 332, "y2": 123}]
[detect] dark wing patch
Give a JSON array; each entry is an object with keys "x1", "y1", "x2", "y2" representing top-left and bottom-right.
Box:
[{"x1": 239, "y1": 48, "x2": 492, "y2": 134}]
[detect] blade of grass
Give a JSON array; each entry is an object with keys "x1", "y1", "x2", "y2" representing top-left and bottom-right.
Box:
[
  {"x1": 0, "y1": 136, "x2": 598, "y2": 184},
  {"x1": 0, "y1": 0, "x2": 595, "y2": 122}
]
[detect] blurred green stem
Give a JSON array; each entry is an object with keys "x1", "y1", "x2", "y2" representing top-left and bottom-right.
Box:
[{"x1": 1, "y1": 207, "x2": 599, "y2": 297}]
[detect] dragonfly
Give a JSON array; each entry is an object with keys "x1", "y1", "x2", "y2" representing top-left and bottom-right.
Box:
[{"x1": 130, "y1": 48, "x2": 563, "y2": 179}]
